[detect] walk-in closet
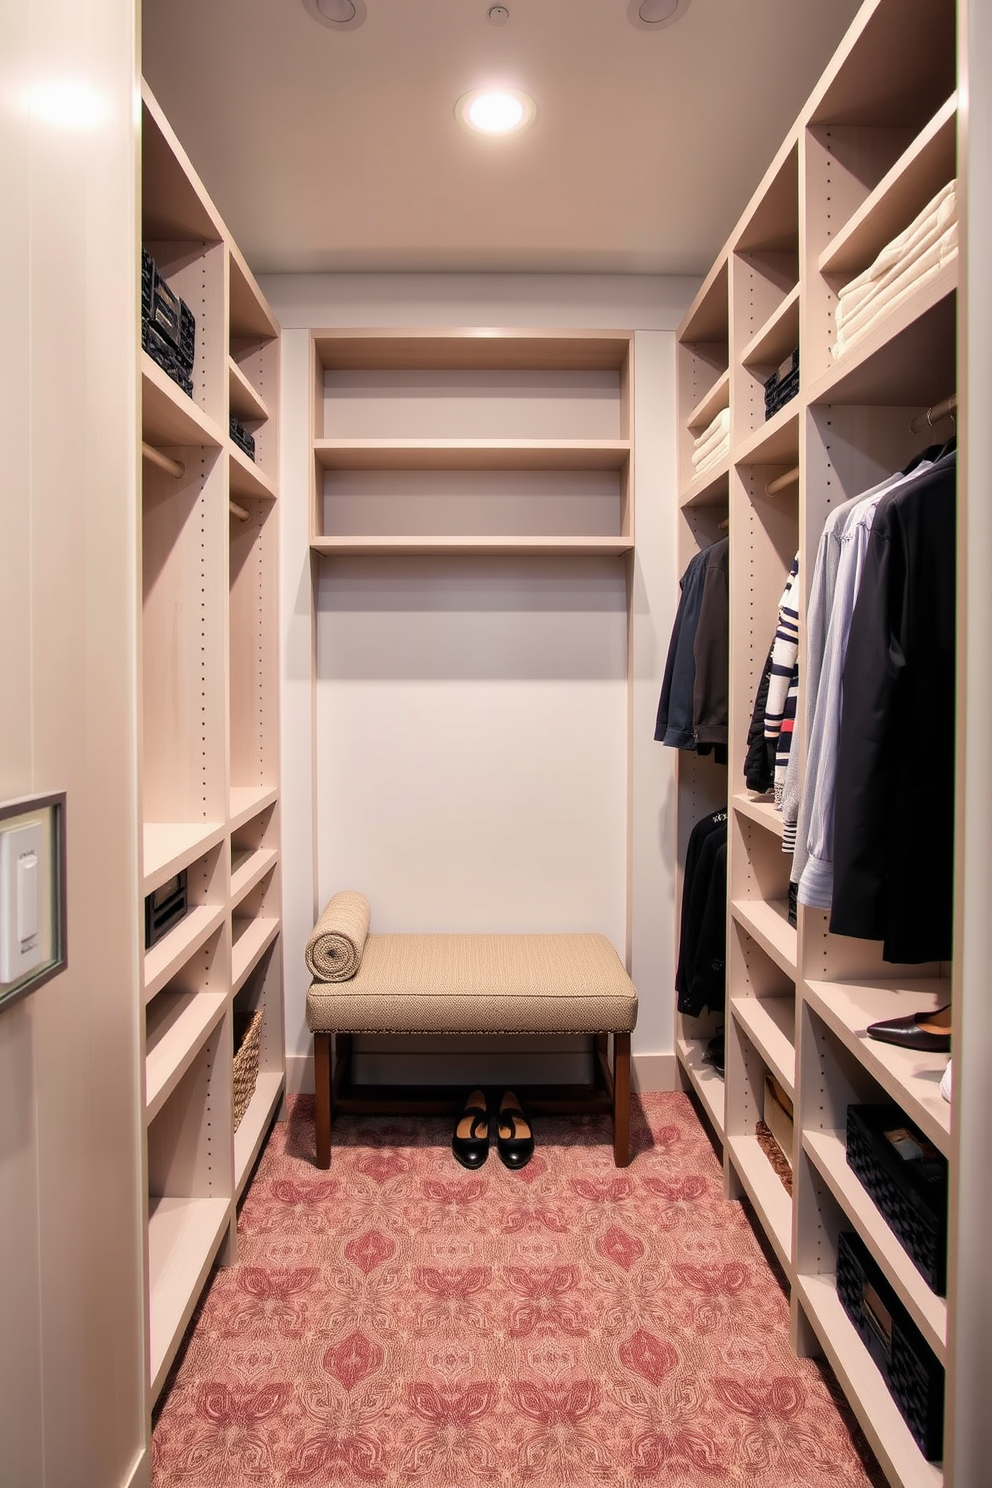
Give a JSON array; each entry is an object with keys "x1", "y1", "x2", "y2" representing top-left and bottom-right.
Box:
[{"x1": 3, "y1": 2, "x2": 991, "y2": 1486}]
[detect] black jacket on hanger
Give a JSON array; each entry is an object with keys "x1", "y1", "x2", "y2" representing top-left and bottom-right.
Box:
[
  {"x1": 676, "y1": 809, "x2": 728, "y2": 1016},
  {"x1": 830, "y1": 452, "x2": 956, "y2": 962},
  {"x1": 655, "y1": 538, "x2": 729, "y2": 757}
]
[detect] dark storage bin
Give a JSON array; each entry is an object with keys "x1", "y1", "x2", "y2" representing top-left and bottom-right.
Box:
[
  {"x1": 145, "y1": 871, "x2": 188, "y2": 949},
  {"x1": 846, "y1": 1103, "x2": 948, "y2": 1294},
  {"x1": 764, "y1": 347, "x2": 800, "y2": 419},
  {"x1": 230, "y1": 414, "x2": 256, "y2": 461},
  {"x1": 836, "y1": 1230, "x2": 944, "y2": 1460},
  {"x1": 142, "y1": 320, "x2": 194, "y2": 398}
]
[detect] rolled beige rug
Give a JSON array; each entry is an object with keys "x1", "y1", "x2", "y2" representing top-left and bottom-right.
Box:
[{"x1": 305, "y1": 890, "x2": 371, "y2": 981}]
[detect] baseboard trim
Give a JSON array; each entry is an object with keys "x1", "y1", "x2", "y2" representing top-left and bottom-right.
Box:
[
  {"x1": 122, "y1": 1446, "x2": 150, "y2": 1488},
  {"x1": 286, "y1": 1048, "x2": 680, "y2": 1098}
]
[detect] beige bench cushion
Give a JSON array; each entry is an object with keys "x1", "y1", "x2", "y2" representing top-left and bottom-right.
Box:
[{"x1": 306, "y1": 932, "x2": 637, "y2": 1035}]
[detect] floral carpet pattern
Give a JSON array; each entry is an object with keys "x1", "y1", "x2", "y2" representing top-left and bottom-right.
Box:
[{"x1": 152, "y1": 1093, "x2": 884, "y2": 1487}]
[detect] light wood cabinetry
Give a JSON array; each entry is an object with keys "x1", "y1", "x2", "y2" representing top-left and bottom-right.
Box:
[
  {"x1": 139, "y1": 82, "x2": 284, "y2": 1402},
  {"x1": 674, "y1": 3, "x2": 961, "y2": 1483}
]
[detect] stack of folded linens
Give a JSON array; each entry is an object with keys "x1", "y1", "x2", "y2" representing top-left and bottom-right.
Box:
[
  {"x1": 691, "y1": 407, "x2": 730, "y2": 479},
  {"x1": 832, "y1": 180, "x2": 958, "y2": 358},
  {"x1": 305, "y1": 890, "x2": 371, "y2": 981}
]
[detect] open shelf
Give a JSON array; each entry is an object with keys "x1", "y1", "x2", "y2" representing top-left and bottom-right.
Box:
[
  {"x1": 727, "y1": 1132, "x2": 793, "y2": 1275},
  {"x1": 804, "y1": 979, "x2": 951, "y2": 1156},
  {"x1": 310, "y1": 535, "x2": 634, "y2": 557},
  {"x1": 796, "y1": 1275, "x2": 943, "y2": 1488},
  {"x1": 734, "y1": 403, "x2": 800, "y2": 467},
  {"x1": 740, "y1": 284, "x2": 801, "y2": 370},
  {"x1": 145, "y1": 991, "x2": 227, "y2": 1123},
  {"x1": 313, "y1": 438, "x2": 631, "y2": 472},
  {"x1": 803, "y1": 1128, "x2": 947, "y2": 1363},
  {"x1": 229, "y1": 357, "x2": 269, "y2": 424},
  {"x1": 230, "y1": 785, "x2": 279, "y2": 832},
  {"x1": 231, "y1": 847, "x2": 279, "y2": 908},
  {"x1": 731, "y1": 898, "x2": 797, "y2": 977},
  {"x1": 143, "y1": 904, "x2": 226, "y2": 1005},
  {"x1": 732, "y1": 793, "x2": 785, "y2": 839},
  {"x1": 229, "y1": 246, "x2": 278, "y2": 343},
  {"x1": 686, "y1": 369, "x2": 730, "y2": 433},
  {"x1": 147, "y1": 1195, "x2": 231, "y2": 1398},
  {"x1": 820, "y1": 96, "x2": 957, "y2": 277},
  {"x1": 142, "y1": 821, "x2": 226, "y2": 894},
  {"x1": 229, "y1": 444, "x2": 276, "y2": 501},
  {"x1": 314, "y1": 330, "x2": 633, "y2": 372},
  {"x1": 676, "y1": 1036, "x2": 726, "y2": 1142},
  {"x1": 231, "y1": 916, "x2": 280, "y2": 994},
  {"x1": 679, "y1": 458, "x2": 730, "y2": 509},
  {"x1": 141, "y1": 355, "x2": 223, "y2": 450},
  {"x1": 234, "y1": 1071, "x2": 285, "y2": 1198},
  {"x1": 730, "y1": 994, "x2": 796, "y2": 1100}
]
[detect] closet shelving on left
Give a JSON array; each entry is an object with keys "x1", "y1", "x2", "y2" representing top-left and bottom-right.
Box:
[{"x1": 139, "y1": 81, "x2": 284, "y2": 1403}]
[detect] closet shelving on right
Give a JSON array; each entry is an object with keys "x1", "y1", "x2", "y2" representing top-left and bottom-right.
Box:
[{"x1": 674, "y1": 3, "x2": 962, "y2": 1485}]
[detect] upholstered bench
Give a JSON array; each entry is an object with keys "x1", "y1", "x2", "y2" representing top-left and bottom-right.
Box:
[{"x1": 305, "y1": 909, "x2": 638, "y2": 1168}]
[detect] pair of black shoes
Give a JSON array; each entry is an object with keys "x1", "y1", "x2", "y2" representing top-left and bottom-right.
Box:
[{"x1": 452, "y1": 1088, "x2": 534, "y2": 1170}]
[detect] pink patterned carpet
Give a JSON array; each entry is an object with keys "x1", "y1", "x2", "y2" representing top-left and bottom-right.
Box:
[{"x1": 152, "y1": 1093, "x2": 884, "y2": 1487}]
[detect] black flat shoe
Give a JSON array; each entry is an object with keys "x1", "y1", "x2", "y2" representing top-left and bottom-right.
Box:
[
  {"x1": 452, "y1": 1089, "x2": 490, "y2": 1169},
  {"x1": 866, "y1": 1005, "x2": 951, "y2": 1053},
  {"x1": 496, "y1": 1091, "x2": 534, "y2": 1170}
]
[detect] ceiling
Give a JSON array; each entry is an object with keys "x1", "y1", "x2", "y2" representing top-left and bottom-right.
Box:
[{"x1": 141, "y1": 0, "x2": 862, "y2": 278}]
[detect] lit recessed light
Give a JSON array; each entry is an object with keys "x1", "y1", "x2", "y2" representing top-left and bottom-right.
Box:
[
  {"x1": 456, "y1": 88, "x2": 536, "y2": 136},
  {"x1": 627, "y1": 0, "x2": 692, "y2": 30}
]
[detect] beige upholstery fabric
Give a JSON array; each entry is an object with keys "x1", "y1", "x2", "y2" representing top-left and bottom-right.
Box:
[
  {"x1": 305, "y1": 890, "x2": 371, "y2": 982},
  {"x1": 306, "y1": 932, "x2": 637, "y2": 1035}
]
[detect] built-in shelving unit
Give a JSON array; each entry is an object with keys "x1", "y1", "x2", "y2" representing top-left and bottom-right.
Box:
[
  {"x1": 139, "y1": 81, "x2": 284, "y2": 1404},
  {"x1": 673, "y1": 4, "x2": 960, "y2": 1482}
]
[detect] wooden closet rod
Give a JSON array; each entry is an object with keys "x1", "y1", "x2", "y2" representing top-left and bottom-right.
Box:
[
  {"x1": 141, "y1": 442, "x2": 185, "y2": 480},
  {"x1": 910, "y1": 394, "x2": 957, "y2": 434},
  {"x1": 230, "y1": 500, "x2": 251, "y2": 522},
  {"x1": 766, "y1": 465, "x2": 800, "y2": 497}
]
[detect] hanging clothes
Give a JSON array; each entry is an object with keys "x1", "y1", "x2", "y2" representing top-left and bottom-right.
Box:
[
  {"x1": 763, "y1": 554, "x2": 800, "y2": 807},
  {"x1": 676, "y1": 809, "x2": 728, "y2": 1017},
  {"x1": 829, "y1": 450, "x2": 956, "y2": 962},
  {"x1": 655, "y1": 536, "x2": 729, "y2": 760}
]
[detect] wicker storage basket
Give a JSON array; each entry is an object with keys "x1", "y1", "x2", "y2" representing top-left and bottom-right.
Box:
[{"x1": 233, "y1": 1007, "x2": 263, "y2": 1132}]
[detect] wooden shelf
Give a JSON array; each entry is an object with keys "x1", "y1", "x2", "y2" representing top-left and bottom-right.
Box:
[
  {"x1": 314, "y1": 438, "x2": 631, "y2": 472},
  {"x1": 732, "y1": 793, "x2": 785, "y2": 839},
  {"x1": 143, "y1": 904, "x2": 226, "y2": 1005},
  {"x1": 142, "y1": 821, "x2": 226, "y2": 894},
  {"x1": 141, "y1": 83, "x2": 223, "y2": 243},
  {"x1": 147, "y1": 1195, "x2": 231, "y2": 1399},
  {"x1": 145, "y1": 991, "x2": 227, "y2": 1123},
  {"x1": 232, "y1": 915, "x2": 280, "y2": 994},
  {"x1": 731, "y1": 898, "x2": 798, "y2": 977},
  {"x1": 229, "y1": 785, "x2": 279, "y2": 833},
  {"x1": 734, "y1": 403, "x2": 800, "y2": 467},
  {"x1": 805, "y1": 261, "x2": 957, "y2": 408},
  {"x1": 676, "y1": 1036, "x2": 726, "y2": 1142},
  {"x1": 820, "y1": 96, "x2": 957, "y2": 277},
  {"x1": 679, "y1": 458, "x2": 730, "y2": 509},
  {"x1": 313, "y1": 330, "x2": 632, "y2": 372},
  {"x1": 141, "y1": 355, "x2": 223, "y2": 451},
  {"x1": 680, "y1": 258, "x2": 730, "y2": 345},
  {"x1": 230, "y1": 847, "x2": 278, "y2": 908},
  {"x1": 229, "y1": 246, "x2": 278, "y2": 342},
  {"x1": 804, "y1": 979, "x2": 951, "y2": 1156},
  {"x1": 229, "y1": 444, "x2": 276, "y2": 501},
  {"x1": 727, "y1": 1132, "x2": 793, "y2": 1275},
  {"x1": 234, "y1": 1071, "x2": 285, "y2": 1198},
  {"x1": 803, "y1": 1128, "x2": 947, "y2": 1363},
  {"x1": 229, "y1": 357, "x2": 270, "y2": 424},
  {"x1": 686, "y1": 369, "x2": 730, "y2": 433},
  {"x1": 310, "y1": 535, "x2": 634, "y2": 557},
  {"x1": 796, "y1": 1275, "x2": 943, "y2": 1488},
  {"x1": 740, "y1": 284, "x2": 801, "y2": 369},
  {"x1": 731, "y1": 994, "x2": 796, "y2": 1100}
]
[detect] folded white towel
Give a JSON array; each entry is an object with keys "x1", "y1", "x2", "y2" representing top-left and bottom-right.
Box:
[
  {"x1": 691, "y1": 407, "x2": 731, "y2": 464},
  {"x1": 832, "y1": 228, "x2": 957, "y2": 358},
  {"x1": 692, "y1": 435, "x2": 730, "y2": 478},
  {"x1": 837, "y1": 190, "x2": 957, "y2": 331},
  {"x1": 838, "y1": 179, "x2": 956, "y2": 303}
]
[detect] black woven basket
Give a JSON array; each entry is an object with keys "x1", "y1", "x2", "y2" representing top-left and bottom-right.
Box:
[
  {"x1": 837, "y1": 1230, "x2": 944, "y2": 1460},
  {"x1": 846, "y1": 1103, "x2": 947, "y2": 1294}
]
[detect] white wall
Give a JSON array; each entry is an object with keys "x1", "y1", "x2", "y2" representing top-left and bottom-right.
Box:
[
  {"x1": 0, "y1": 4, "x2": 146, "y2": 1486},
  {"x1": 261, "y1": 272, "x2": 697, "y2": 1094}
]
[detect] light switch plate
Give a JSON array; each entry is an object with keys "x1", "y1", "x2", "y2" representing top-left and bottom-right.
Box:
[{"x1": 0, "y1": 821, "x2": 45, "y2": 982}]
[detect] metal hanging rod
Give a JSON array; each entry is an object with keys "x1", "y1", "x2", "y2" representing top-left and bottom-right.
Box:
[
  {"x1": 141, "y1": 442, "x2": 185, "y2": 480},
  {"x1": 230, "y1": 500, "x2": 251, "y2": 522},
  {"x1": 766, "y1": 465, "x2": 800, "y2": 497},
  {"x1": 910, "y1": 394, "x2": 957, "y2": 435}
]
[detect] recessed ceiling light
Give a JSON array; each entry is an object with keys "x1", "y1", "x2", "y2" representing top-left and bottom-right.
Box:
[
  {"x1": 627, "y1": 0, "x2": 692, "y2": 30},
  {"x1": 456, "y1": 88, "x2": 536, "y2": 136},
  {"x1": 303, "y1": 0, "x2": 366, "y2": 30}
]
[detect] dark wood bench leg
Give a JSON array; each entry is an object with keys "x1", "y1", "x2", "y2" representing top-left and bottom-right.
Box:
[
  {"x1": 613, "y1": 1030, "x2": 631, "y2": 1167},
  {"x1": 314, "y1": 1032, "x2": 332, "y2": 1168}
]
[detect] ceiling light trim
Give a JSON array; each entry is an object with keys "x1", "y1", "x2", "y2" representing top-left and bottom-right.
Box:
[
  {"x1": 302, "y1": 0, "x2": 367, "y2": 32},
  {"x1": 626, "y1": 0, "x2": 692, "y2": 32},
  {"x1": 455, "y1": 87, "x2": 537, "y2": 137}
]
